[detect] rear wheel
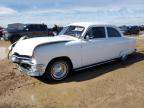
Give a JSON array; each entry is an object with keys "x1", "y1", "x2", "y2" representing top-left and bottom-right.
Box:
[{"x1": 45, "y1": 60, "x2": 71, "y2": 81}]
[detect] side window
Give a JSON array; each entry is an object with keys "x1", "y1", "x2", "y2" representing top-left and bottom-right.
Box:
[
  {"x1": 28, "y1": 25, "x2": 35, "y2": 31},
  {"x1": 31, "y1": 25, "x2": 41, "y2": 31},
  {"x1": 40, "y1": 25, "x2": 47, "y2": 31},
  {"x1": 86, "y1": 27, "x2": 106, "y2": 39},
  {"x1": 25, "y1": 25, "x2": 31, "y2": 31},
  {"x1": 36, "y1": 25, "x2": 42, "y2": 31},
  {"x1": 37, "y1": 25, "x2": 47, "y2": 31},
  {"x1": 107, "y1": 27, "x2": 121, "y2": 37}
]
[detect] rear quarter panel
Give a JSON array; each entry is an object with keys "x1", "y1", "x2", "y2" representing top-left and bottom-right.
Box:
[
  {"x1": 106, "y1": 37, "x2": 136, "y2": 59},
  {"x1": 118, "y1": 37, "x2": 136, "y2": 56}
]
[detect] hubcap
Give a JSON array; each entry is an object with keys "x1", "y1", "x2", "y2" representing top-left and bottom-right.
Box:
[{"x1": 51, "y1": 62, "x2": 68, "y2": 79}]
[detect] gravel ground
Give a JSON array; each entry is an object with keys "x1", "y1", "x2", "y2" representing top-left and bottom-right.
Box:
[{"x1": 0, "y1": 38, "x2": 144, "y2": 108}]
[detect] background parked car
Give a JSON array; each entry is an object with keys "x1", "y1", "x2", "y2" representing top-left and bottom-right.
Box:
[
  {"x1": 51, "y1": 24, "x2": 63, "y2": 35},
  {"x1": 139, "y1": 25, "x2": 144, "y2": 31},
  {"x1": 120, "y1": 26, "x2": 140, "y2": 35},
  {"x1": 124, "y1": 26, "x2": 140, "y2": 35},
  {"x1": 3, "y1": 23, "x2": 54, "y2": 43},
  {"x1": 119, "y1": 25, "x2": 130, "y2": 34},
  {"x1": 0, "y1": 26, "x2": 4, "y2": 39}
]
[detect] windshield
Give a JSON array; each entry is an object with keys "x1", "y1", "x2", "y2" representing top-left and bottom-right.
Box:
[
  {"x1": 7, "y1": 24, "x2": 26, "y2": 31},
  {"x1": 59, "y1": 26, "x2": 85, "y2": 38}
]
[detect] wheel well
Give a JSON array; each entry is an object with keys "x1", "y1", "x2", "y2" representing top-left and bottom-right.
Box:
[{"x1": 47, "y1": 56, "x2": 73, "y2": 70}]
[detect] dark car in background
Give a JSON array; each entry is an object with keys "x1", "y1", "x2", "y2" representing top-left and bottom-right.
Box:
[
  {"x1": 3, "y1": 23, "x2": 54, "y2": 43},
  {"x1": 124, "y1": 26, "x2": 140, "y2": 35},
  {"x1": 119, "y1": 25, "x2": 143, "y2": 35},
  {"x1": 139, "y1": 25, "x2": 144, "y2": 31}
]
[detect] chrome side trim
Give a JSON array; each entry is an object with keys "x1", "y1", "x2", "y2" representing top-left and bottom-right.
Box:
[
  {"x1": 12, "y1": 55, "x2": 31, "y2": 60},
  {"x1": 74, "y1": 59, "x2": 116, "y2": 71}
]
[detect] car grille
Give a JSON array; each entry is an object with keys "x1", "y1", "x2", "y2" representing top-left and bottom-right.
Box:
[
  {"x1": 11, "y1": 53, "x2": 33, "y2": 71},
  {"x1": 14, "y1": 53, "x2": 31, "y2": 59}
]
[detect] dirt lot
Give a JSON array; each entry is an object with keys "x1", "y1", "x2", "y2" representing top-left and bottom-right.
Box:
[{"x1": 0, "y1": 37, "x2": 144, "y2": 108}]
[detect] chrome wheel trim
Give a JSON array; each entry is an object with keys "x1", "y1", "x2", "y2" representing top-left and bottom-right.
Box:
[{"x1": 51, "y1": 62, "x2": 68, "y2": 79}]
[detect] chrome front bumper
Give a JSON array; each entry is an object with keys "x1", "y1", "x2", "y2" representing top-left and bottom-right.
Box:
[
  {"x1": 16, "y1": 64, "x2": 45, "y2": 76},
  {"x1": 11, "y1": 54, "x2": 45, "y2": 76}
]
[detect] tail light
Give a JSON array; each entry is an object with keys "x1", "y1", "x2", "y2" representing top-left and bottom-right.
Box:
[
  {"x1": 0, "y1": 30, "x2": 3, "y2": 36},
  {"x1": 2, "y1": 29, "x2": 6, "y2": 36},
  {"x1": 2, "y1": 30, "x2": 4, "y2": 35}
]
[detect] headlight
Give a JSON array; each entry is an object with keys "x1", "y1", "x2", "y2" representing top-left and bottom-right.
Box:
[
  {"x1": 11, "y1": 55, "x2": 21, "y2": 63},
  {"x1": 31, "y1": 58, "x2": 36, "y2": 64}
]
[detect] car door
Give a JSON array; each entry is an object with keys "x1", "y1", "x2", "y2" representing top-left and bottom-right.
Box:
[
  {"x1": 34, "y1": 25, "x2": 48, "y2": 37},
  {"x1": 25, "y1": 25, "x2": 35, "y2": 37},
  {"x1": 81, "y1": 26, "x2": 110, "y2": 66},
  {"x1": 105, "y1": 27, "x2": 124, "y2": 59},
  {"x1": 40, "y1": 25, "x2": 48, "y2": 36},
  {"x1": 32, "y1": 25, "x2": 41, "y2": 37}
]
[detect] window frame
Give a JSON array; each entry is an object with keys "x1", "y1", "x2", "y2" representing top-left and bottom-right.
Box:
[
  {"x1": 84, "y1": 26, "x2": 107, "y2": 39},
  {"x1": 106, "y1": 26, "x2": 122, "y2": 38}
]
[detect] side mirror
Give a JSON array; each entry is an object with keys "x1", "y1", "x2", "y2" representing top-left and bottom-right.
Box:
[
  {"x1": 25, "y1": 28, "x2": 29, "y2": 31},
  {"x1": 85, "y1": 35, "x2": 90, "y2": 41}
]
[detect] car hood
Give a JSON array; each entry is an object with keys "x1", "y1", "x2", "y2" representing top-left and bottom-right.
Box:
[{"x1": 11, "y1": 35, "x2": 78, "y2": 56}]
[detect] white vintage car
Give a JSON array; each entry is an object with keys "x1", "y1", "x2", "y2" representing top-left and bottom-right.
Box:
[{"x1": 9, "y1": 22, "x2": 136, "y2": 81}]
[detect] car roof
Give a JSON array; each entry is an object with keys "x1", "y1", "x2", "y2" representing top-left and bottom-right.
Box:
[
  {"x1": 68, "y1": 22, "x2": 113, "y2": 28},
  {"x1": 25, "y1": 24, "x2": 46, "y2": 26}
]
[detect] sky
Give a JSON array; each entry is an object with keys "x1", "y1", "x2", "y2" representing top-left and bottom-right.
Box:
[{"x1": 0, "y1": 0, "x2": 144, "y2": 27}]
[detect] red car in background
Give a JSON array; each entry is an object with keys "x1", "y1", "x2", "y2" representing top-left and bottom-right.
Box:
[{"x1": 0, "y1": 26, "x2": 4, "y2": 38}]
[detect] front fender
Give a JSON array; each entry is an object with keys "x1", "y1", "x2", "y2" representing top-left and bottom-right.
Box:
[{"x1": 33, "y1": 41, "x2": 82, "y2": 72}]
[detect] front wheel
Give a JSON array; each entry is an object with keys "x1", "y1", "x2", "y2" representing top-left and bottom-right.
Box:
[{"x1": 45, "y1": 60, "x2": 71, "y2": 81}]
